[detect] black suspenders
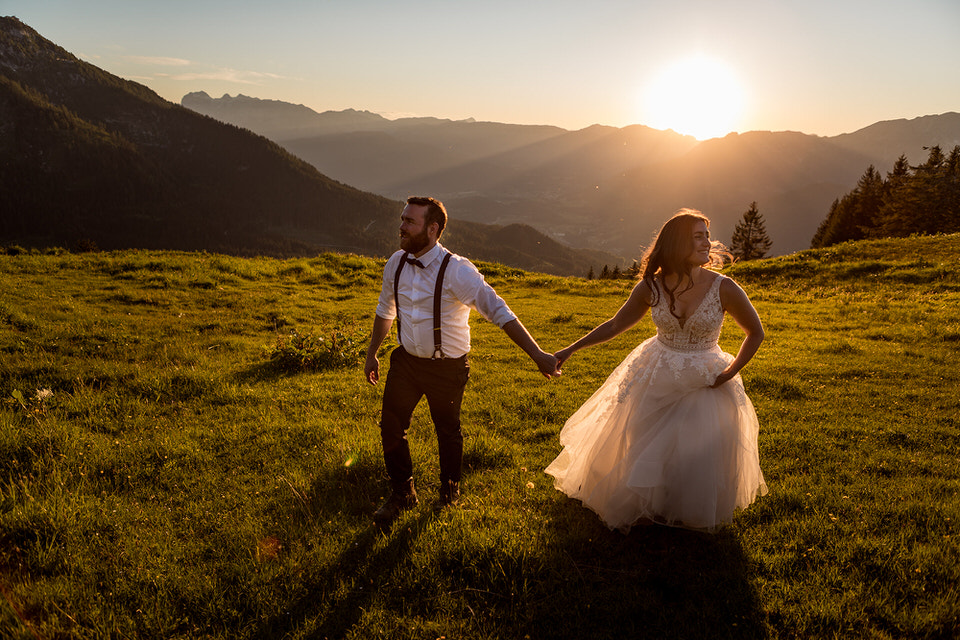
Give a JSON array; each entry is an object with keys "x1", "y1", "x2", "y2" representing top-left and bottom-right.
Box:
[
  {"x1": 431, "y1": 252, "x2": 453, "y2": 358},
  {"x1": 393, "y1": 250, "x2": 453, "y2": 359}
]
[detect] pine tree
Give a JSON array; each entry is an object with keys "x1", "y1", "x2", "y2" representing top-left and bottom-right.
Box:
[
  {"x1": 814, "y1": 145, "x2": 960, "y2": 248},
  {"x1": 730, "y1": 202, "x2": 772, "y2": 260},
  {"x1": 811, "y1": 198, "x2": 840, "y2": 248},
  {"x1": 874, "y1": 156, "x2": 912, "y2": 238}
]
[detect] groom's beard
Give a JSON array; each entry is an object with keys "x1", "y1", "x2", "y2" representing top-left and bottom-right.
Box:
[{"x1": 400, "y1": 228, "x2": 430, "y2": 254}]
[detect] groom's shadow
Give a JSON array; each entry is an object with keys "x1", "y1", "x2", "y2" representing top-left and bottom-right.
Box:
[
  {"x1": 253, "y1": 459, "x2": 436, "y2": 639},
  {"x1": 539, "y1": 500, "x2": 767, "y2": 640}
]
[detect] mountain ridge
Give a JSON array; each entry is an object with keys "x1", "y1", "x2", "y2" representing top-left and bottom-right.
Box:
[
  {"x1": 0, "y1": 17, "x2": 616, "y2": 275},
  {"x1": 182, "y1": 91, "x2": 960, "y2": 257}
]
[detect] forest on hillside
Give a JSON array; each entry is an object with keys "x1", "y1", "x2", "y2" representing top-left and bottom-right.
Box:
[{"x1": 812, "y1": 145, "x2": 960, "y2": 248}]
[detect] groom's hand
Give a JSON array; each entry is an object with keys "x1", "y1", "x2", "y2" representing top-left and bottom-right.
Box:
[
  {"x1": 364, "y1": 355, "x2": 380, "y2": 385},
  {"x1": 536, "y1": 351, "x2": 561, "y2": 379}
]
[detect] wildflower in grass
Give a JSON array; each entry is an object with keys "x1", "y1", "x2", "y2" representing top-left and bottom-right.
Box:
[{"x1": 10, "y1": 388, "x2": 53, "y2": 424}]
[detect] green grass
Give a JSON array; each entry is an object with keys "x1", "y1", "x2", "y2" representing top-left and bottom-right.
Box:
[{"x1": 1, "y1": 236, "x2": 958, "y2": 639}]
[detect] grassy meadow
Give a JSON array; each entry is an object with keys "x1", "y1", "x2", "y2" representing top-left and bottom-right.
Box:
[{"x1": 1, "y1": 235, "x2": 958, "y2": 639}]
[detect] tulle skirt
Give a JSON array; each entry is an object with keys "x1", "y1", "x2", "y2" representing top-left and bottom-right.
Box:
[{"x1": 545, "y1": 336, "x2": 767, "y2": 533}]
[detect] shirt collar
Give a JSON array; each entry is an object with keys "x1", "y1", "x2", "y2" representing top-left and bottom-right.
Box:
[{"x1": 413, "y1": 242, "x2": 445, "y2": 268}]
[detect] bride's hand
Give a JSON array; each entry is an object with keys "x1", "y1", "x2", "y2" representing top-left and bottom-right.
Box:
[
  {"x1": 710, "y1": 369, "x2": 736, "y2": 388},
  {"x1": 554, "y1": 347, "x2": 574, "y2": 370}
]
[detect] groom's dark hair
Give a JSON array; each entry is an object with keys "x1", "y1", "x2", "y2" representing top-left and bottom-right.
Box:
[{"x1": 407, "y1": 196, "x2": 447, "y2": 238}]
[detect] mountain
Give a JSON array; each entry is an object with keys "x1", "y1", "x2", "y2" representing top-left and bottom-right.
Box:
[
  {"x1": 0, "y1": 17, "x2": 400, "y2": 257},
  {"x1": 183, "y1": 93, "x2": 960, "y2": 258},
  {"x1": 183, "y1": 92, "x2": 578, "y2": 201},
  {"x1": 831, "y1": 113, "x2": 960, "y2": 163},
  {"x1": 180, "y1": 92, "x2": 392, "y2": 139},
  {"x1": 0, "y1": 18, "x2": 615, "y2": 275}
]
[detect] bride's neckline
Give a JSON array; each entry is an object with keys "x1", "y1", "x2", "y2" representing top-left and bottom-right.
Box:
[{"x1": 659, "y1": 271, "x2": 721, "y2": 329}]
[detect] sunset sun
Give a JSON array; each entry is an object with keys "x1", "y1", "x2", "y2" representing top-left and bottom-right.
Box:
[{"x1": 640, "y1": 55, "x2": 745, "y2": 140}]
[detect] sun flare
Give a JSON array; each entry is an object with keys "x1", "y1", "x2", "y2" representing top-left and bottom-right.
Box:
[{"x1": 640, "y1": 55, "x2": 745, "y2": 140}]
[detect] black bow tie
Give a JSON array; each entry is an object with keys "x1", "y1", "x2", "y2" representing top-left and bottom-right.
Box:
[{"x1": 406, "y1": 257, "x2": 426, "y2": 268}]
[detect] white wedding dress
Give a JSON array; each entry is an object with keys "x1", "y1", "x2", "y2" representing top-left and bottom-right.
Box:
[{"x1": 545, "y1": 274, "x2": 767, "y2": 532}]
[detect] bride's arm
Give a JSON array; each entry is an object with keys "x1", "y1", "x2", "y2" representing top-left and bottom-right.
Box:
[
  {"x1": 556, "y1": 280, "x2": 652, "y2": 367},
  {"x1": 712, "y1": 278, "x2": 764, "y2": 387}
]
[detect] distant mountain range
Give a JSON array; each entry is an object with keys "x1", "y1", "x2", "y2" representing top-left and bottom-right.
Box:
[
  {"x1": 0, "y1": 17, "x2": 616, "y2": 275},
  {"x1": 4, "y1": 15, "x2": 957, "y2": 273},
  {"x1": 182, "y1": 93, "x2": 960, "y2": 258}
]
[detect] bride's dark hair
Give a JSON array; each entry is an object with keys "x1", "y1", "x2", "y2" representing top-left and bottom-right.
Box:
[{"x1": 639, "y1": 209, "x2": 731, "y2": 318}]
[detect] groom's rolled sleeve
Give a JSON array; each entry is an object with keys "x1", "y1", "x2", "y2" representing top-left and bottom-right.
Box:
[
  {"x1": 374, "y1": 252, "x2": 401, "y2": 320},
  {"x1": 448, "y1": 258, "x2": 517, "y2": 328}
]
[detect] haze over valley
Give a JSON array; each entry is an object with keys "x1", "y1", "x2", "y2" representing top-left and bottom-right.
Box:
[{"x1": 183, "y1": 91, "x2": 960, "y2": 259}]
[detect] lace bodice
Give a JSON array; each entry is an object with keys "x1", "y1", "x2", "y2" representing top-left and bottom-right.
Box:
[{"x1": 651, "y1": 274, "x2": 725, "y2": 351}]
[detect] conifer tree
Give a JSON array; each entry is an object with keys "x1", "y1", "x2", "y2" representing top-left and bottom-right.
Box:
[
  {"x1": 854, "y1": 165, "x2": 884, "y2": 234},
  {"x1": 814, "y1": 145, "x2": 960, "y2": 248},
  {"x1": 730, "y1": 202, "x2": 772, "y2": 260},
  {"x1": 874, "y1": 156, "x2": 912, "y2": 238},
  {"x1": 811, "y1": 198, "x2": 840, "y2": 248}
]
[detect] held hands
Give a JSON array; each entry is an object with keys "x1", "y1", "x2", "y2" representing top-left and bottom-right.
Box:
[
  {"x1": 534, "y1": 346, "x2": 576, "y2": 379},
  {"x1": 534, "y1": 350, "x2": 562, "y2": 379},
  {"x1": 554, "y1": 346, "x2": 574, "y2": 371}
]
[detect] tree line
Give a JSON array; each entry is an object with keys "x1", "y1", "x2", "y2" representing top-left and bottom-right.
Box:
[
  {"x1": 587, "y1": 202, "x2": 774, "y2": 279},
  {"x1": 588, "y1": 143, "x2": 960, "y2": 278},
  {"x1": 811, "y1": 145, "x2": 960, "y2": 248}
]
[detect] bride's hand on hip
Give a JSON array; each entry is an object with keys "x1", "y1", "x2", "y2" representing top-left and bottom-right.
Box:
[{"x1": 710, "y1": 369, "x2": 736, "y2": 388}]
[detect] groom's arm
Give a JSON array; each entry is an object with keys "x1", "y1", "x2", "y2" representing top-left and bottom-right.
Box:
[
  {"x1": 447, "y1": 258, "x2": 558, "y2": 379},
  {"x1": 364, "y1": 315, "x2": 393, "y2": 385},
  {"x1": 501, "y1": 318, "x2": 560, "y2": 379}
]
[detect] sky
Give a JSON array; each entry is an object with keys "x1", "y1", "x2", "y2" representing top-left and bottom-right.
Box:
[{"x1": 5, "y1": 0, "x2": 960, "y2": 140}]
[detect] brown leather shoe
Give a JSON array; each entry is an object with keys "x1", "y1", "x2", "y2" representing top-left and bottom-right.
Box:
[{"x1": 373, "y1": 479, "x2": 418, "y2": 526}]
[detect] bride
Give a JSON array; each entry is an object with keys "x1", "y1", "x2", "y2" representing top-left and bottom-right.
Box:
[{"x1": 546, "y1": 209, "x2": 768, "y2": 532}]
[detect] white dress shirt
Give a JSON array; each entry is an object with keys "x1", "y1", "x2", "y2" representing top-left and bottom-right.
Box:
[{"x1": 375, "y1": 243, "x2": 517, "y2": 358}]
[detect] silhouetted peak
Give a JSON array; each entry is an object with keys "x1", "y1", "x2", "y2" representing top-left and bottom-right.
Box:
[
  {"x1": 182, "y1": 90, "x2": 212, "y2": 103},
  {"x1": 1, "y1": 15, "x2": 69, "y2": 66}
]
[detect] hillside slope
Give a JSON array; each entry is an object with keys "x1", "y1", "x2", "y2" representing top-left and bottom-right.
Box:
[
  {"x1": 0, "y1": 17, "x2": 616, "y2": 275},
  {"x1": 0, "y1": 17, "x2": 403, "y2": 257}
]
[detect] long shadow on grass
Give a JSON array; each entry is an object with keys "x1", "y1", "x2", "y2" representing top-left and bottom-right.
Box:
[
  {"x1": 532, "y1": 501, "x2": 767, "y2": 640},
  {"x1": 256, "y1": 512, "x2": 435, "y2": 639},
  {"x1": 255, "y1": 460, "x2": 434, "y2": 639}
]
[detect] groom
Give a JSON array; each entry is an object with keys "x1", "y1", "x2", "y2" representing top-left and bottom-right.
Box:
[{"x1": 364, "y1": 196, "x2": 560, "y2": 526}]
